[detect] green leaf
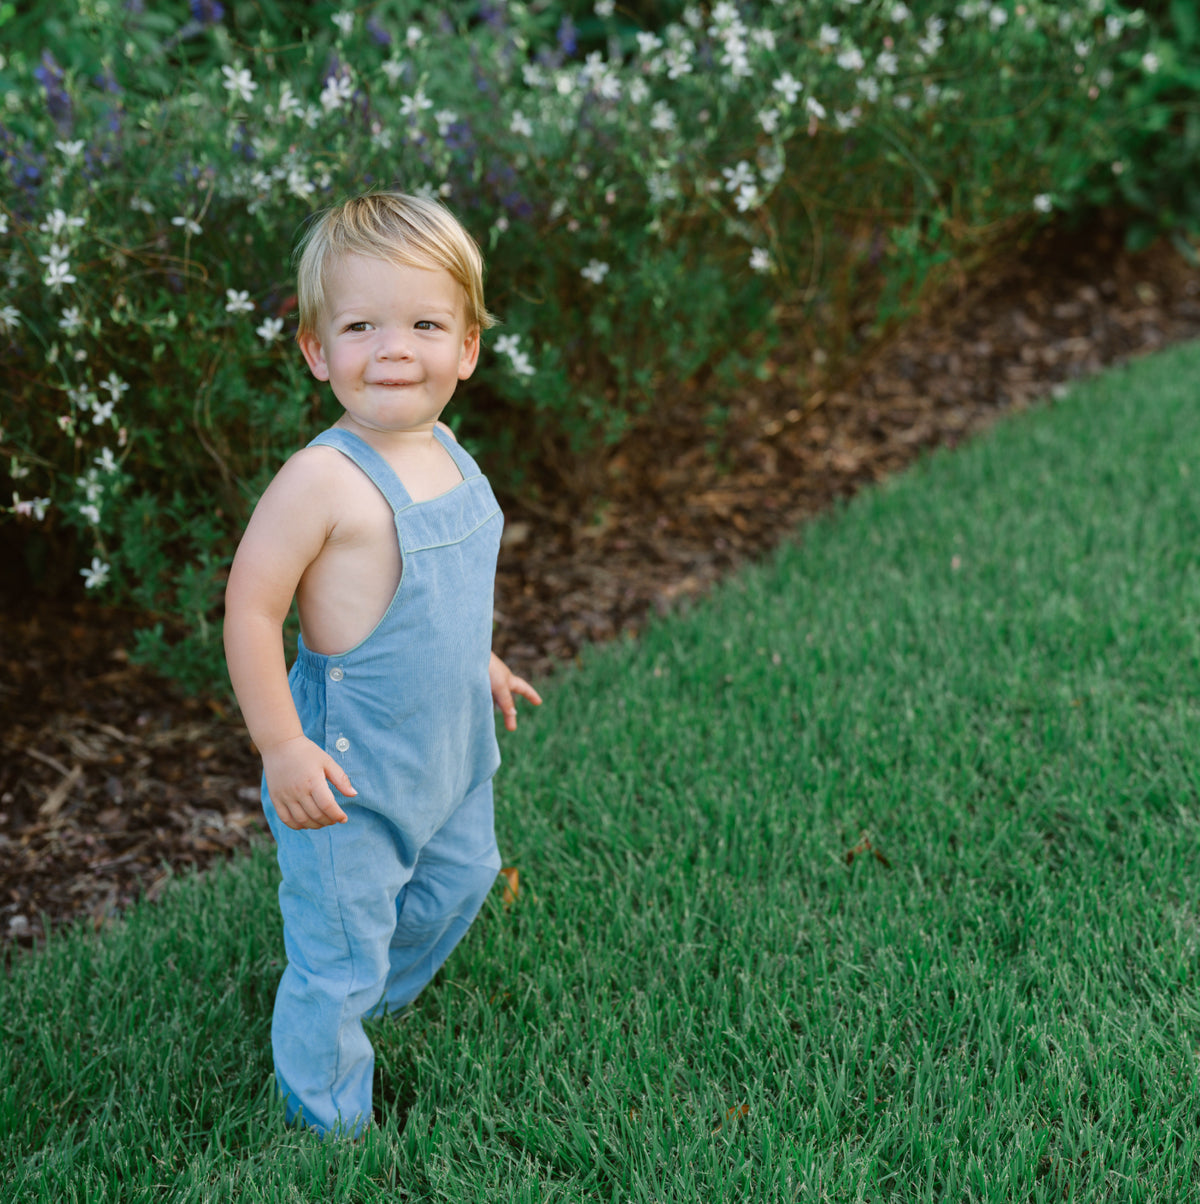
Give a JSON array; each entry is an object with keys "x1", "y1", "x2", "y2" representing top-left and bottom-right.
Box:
[{"x1": 1171, "y1": 0, "x2": 1199, "y2": 49}]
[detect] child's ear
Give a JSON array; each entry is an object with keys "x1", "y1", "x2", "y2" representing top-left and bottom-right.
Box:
[
  {"x1": 458, "y1": 325, "x2": 481, "y2": 381},
  {"x1": 298, "y1": 330, "x2": 330, "y2": 381}
]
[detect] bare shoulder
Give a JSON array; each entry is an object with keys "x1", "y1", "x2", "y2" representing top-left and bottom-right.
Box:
[{"x1": 241, "y1": 445, "x2": 355, "y2": 543}]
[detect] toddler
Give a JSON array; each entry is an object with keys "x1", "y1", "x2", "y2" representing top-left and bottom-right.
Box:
[{"x1": 224, "y1": 191, "x2": 541, "y2": 1138}]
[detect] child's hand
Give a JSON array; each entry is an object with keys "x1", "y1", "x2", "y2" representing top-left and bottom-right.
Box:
[
  {"x1": 262, "y1": 735, "x2": 356, "y2": 830},
  {"x1": 489, "y1": 652, "x2": 543, "y2": 732}
]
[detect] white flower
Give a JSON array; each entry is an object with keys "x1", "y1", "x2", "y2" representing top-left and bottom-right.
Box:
[
  {"x1": 838, "y1": 47, "x2": 865, "y2": 71},
  {"x1": 320, "y1": 74, "x2": 354, "y2": 112},
  {"x1": 636, "y1": 32, "x2": 663, "y2": 56},
  {"x1": 99, "y1": 371, "x2": 129, "y2": 401},
  {"x1": 989, "y1": 5, "x2": 1008, "y2": 29},
  {"x1": 857, "y1": 76, "x2": 881, "y2": 102},
  {"x1": 91, "y1": 400, "x2": 115, "y2": 424},
  {"x1": 0, "y1": 305, "x2": 19, "y2": 333},
  {"x1": 331, "y1": 10, "x2": 355, "y2": 35},
  {"x1": 80, "y1": 504, "x2": 102, "y2": 526},
  {"x1": 94, "y1": 448, "x2": 119, "y2": 473},
  {"x1": 594, "y1": 70, "x2": 622, "y2": 100},
  {"x1": 663, "y1": 43, "x2": 694, "y2": 80},
  {"x1": 68, "y1": 385, "x2": 95, "y2": 411},
  {"x1": 835, "y1": 108, "x2": 860, "y2": 130},
  {"x1": 275, "y1": 82, "x2": 304, "y2": 120},
  {"x1": 55, "y1": 139, "x2": 86, "y2": 158},
  {"x1": 650, "y1": 101, "x2": 676, "y2": 131},
  {"x1": 891, "y1": 3, "x2": 911, "y2": 19},
  {"x1": 287, "y1": 168, "x2": 316, "y2": 200},
  {"x1": 76, "y1": 470, "x2": 103, "y2": 502},
  {"x1": 1141, "y1": 52, "x2": 1160, "y2": 74},
  {"x1": 59, "y1": 306, "x2": 84, "y2": 335},
  {"x1": 758, "y1": 108, "x2": 780, "y2": 133},
  {"x1": 172, "y1": 214, "x2": 202, "y2": 236},
  {"x1": 130, "y1": 195, "x2": 155, "y2": 215},
  {"x1": 405, "y1": 24, "x2": 423, "y2": 47},
  {"x1": 80, "y1": 557, "x2": 110, "y2": 588},
  {"x1": 493, "y1": 333, "x2": 536, "y2": 377},
  {"x1": 256, "y1": 316, "x2": 284, "y2": 343},
  {"x1": 400, "y1": 90, "x2": 433, "y2": 118},
  {"x1": 510, "y1": 111, "x2": 533, "y2": 137},
  {"x1": 12, "y1": 495, "x2": 50, "y2": 521},
  {"x1": 225, "y1": 289, "x2": 254, "y2": 315},
  {"x1": 629, "y1": 78, "x2": 650, "y2": 104},
  {"x1": 0, "y1": 213, "x2": 7, "y2": 235},
  {"x1": 43, "y1": 260, "x2": 76, "y2": 292},
  {"x1": 39, "y1": 208, "x2": 84, "y2": 235},
  {"x1": 9, "y1": 457, "x2": 29, "y2": 480},
  {"x1": 734, "y1": 183, "x2": 762, "y2": 213},
  {"x1": 646, "y1": 172, "x2": 679, "y2": 205},
  {"x1": 818, "y1": 24, "x2": 841, "y2": 47},
  {"x1": 877, "y1": 51, "x2": 898, "y2": 76},
  {"x1": 39, "y1": 243, "x2": 71, "y2": 267},
  {"x1": 581, "y1": 260, "x2": 610, "y2": 285},
  {"x1": 381, "y1": 58, "x2": 405, "y2": 85},
  {"x1": 221, "y1": 64, "x2": 257, "y2": 104},
  {"x1": 774, "y1": 72, "x2": 803, "y2": 106},
  {"x1": 722, "y1": 161, "x2": 756, "y2": 192},
  {"x1": 434, "y1": 109, "x2": 458, "y2": 135},
  {"x1": 595, "y1": 0, "x2": 615, "y2": 15},
  {"x1": 806, "y1": 96, "x2": 827, "y2": 120},
  {"x1": 1033, "y1": 193, "x2": 1053, "y2": 213},
  {"x1": 918, "y1": 16, "x2": 945, "y2": 56}
]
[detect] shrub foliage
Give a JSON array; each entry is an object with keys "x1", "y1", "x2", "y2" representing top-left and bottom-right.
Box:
[{"x1": 0, "y1": 0, "x2": 1186, "y2": 689}]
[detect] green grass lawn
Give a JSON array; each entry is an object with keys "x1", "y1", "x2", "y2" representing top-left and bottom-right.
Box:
[{"x1": 5, "y1": 340, "x2": 1200, "y2": 1202}]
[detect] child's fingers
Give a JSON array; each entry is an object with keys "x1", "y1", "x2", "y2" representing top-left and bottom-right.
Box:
[
  {"x1": 512, "y1": 677, "x2": 543, "y2": 706},
  {"x1": 493, "y1": 684, "x2": 518, "y2": 731},
  {"x1": 324, "y1": 759, "x2": 357, "y2": 800}
]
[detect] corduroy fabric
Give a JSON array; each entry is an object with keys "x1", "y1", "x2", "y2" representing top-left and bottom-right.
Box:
[{"x1": 263, "y1": 425, "x2": 504, "y2": 1137}]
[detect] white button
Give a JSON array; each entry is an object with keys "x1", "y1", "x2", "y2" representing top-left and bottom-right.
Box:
[
  {"x1": 335, "y1": 737, "x2": 350, "y2": 753},
  {"x1": 329, "y1": 667, "x2": 344, "y2": 681}
]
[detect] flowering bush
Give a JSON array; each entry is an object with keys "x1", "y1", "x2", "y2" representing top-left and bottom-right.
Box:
[{"x1": 0, "y1": 0, "x2": 1179, "y2": 690}]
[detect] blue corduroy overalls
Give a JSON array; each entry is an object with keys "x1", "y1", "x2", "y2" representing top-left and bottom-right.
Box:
[{"x1": 262, "y1": 425, "x2": 504, "y2": 1138}]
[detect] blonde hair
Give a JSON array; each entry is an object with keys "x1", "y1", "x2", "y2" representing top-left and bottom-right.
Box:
[{"x1": 294, "y1": 191, "x2": 496, "y2": 338}]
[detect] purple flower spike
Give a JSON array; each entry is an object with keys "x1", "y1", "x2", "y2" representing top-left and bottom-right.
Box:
[
  {"x1": 34, "y1": 51, "x2": 72, "y2": 129},
  {"x1": 557, "y1": 16, "x2": 577, "y2": 56},
  {"x1": 190, "y1": 0, "x2": 225, "y2": 26}
]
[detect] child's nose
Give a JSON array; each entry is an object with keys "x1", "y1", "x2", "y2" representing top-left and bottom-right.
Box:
[{"x1": 378, "y1": 329, "x2": 414, "y2": 359}]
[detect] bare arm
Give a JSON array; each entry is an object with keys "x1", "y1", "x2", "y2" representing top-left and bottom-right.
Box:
[{"x1": 224, "y1": 451, "x2": 356, "y2": 829}]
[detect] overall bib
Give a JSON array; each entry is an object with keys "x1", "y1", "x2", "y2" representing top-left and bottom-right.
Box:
[{"x1": 263, "y1": 425, "x2": 503, "y2": 1137}]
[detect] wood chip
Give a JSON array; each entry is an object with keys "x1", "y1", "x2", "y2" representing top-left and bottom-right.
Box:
[{"x1": 38, "y1": 765, "x2": 84, "y2": 818}]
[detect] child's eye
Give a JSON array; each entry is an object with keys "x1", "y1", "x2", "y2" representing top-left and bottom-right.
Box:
[
  {"x1": 344, "y1": 321, "x2": 370, "y2": 333},
  {"x1": 415, "y1": 320, "x2": 439, "y2": 331}
]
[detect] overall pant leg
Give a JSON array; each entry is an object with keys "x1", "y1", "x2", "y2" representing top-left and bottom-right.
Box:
[
  {"x1": 376, "y1": 778, "x2": 502, "y2": 1014},
  {"x1": 267, "y1": 803, "x2": 415, "y2": 1137}
]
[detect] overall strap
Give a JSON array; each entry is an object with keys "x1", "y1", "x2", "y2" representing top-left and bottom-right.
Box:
[
  {"x1": 307, "y1": 428, "x2": 413, "y2": 513},
  {"x1": 432, "y1": 424, "x2": 483, "y2": 480}
]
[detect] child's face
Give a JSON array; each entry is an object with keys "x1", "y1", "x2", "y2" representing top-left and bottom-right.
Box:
[{"x1": 298, "y1": 255, "x2": 479, "y2": 436}]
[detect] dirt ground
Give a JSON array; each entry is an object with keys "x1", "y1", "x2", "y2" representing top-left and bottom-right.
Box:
[{"x1": 4, "y1": 214, "x2": 1199, "y2": 950}]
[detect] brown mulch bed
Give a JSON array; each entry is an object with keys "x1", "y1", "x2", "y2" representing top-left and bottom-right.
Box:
[{"x1": 3, "y1": 215, "x2": 1199, "y2": 950}]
